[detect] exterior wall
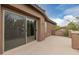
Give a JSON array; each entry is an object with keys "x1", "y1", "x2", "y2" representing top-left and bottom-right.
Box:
[
  {"x1": 0, "y1": 4, "x2": 46, "y2": 54},
  {"x1": 55, "y1": 31, "x2": 64, "y2": 36},
  {"x1": 68, "y1": 30, "x2": 72, "y2": 38},
  {"x1": 0, "y1": 5, "x2": 3, "y2": 54},
  {"x1": 70, "y1": 31, "x2": 79, "y2": 49},
  {"x1": 55, "y1": 29, "x2": 66, "y2": 36},
  {"x1": 45, "y1": 21, "x2": 55, "y2": 37}
]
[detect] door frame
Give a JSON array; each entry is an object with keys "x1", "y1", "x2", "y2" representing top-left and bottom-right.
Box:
[{"x1": 26, "y1": 16, "x2": 37, "y2": 43}]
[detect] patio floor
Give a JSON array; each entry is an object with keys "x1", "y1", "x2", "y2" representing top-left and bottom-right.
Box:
[{"x1": 3, "y1": 36, "x2": 79, "y2": 55}]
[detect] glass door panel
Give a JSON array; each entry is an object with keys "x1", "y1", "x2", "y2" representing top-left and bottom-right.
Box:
[
  {"x1": 27, "y1": 17, "x2": 36, "y2": 43},
  {"x1": 4, "y1": 11, "x2": 26, "y2": 51}
]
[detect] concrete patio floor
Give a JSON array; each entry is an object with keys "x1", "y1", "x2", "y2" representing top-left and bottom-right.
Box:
[{"x1": 3, "y1": 36, "x2": 79, "y2": 55}]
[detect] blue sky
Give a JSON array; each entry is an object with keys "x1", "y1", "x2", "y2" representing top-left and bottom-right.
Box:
[{"x1": 38, "y1": 4, "x2": 79, "y2": 26}]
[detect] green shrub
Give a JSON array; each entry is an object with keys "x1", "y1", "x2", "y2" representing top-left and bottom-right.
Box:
[
  {"x1": 64, "y1": 29, "x2": 69, "y2": 37},
  {"x1": 54, "y1": 25, "x2": 62, "y2": 31},
  {"x1": 67, "y1": 22, "x2": 79, "y2": 31}
]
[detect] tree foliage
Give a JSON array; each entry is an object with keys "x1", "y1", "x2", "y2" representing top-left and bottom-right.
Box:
[
  {"x1": 54, "y1": 25, "x2": 62, "y2": 31},
  {"x1": 67, "y1": 22, "x2": 79, "y2": 31}
]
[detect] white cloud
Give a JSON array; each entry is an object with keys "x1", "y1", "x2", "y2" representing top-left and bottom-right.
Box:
[
  {"x1": 50, "y1": 15, "x2": 76, "y2": 27},
  {"x1": 64, "y1": 15, "x2": 76, "y2": 22},
  {"x1": 50, "y1": 18, "x2": 64, "y2": 27},
  {"x1": 64, "y1": 6, "x2": 79, "y2": 16}
]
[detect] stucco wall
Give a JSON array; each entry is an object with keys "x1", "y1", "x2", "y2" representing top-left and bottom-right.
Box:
[
  {"x1": 0, "y1": 5, "x2": 3, "y2": 54},
  {"x1": 55, "y1": 29, "x2": 66, "y2": 36},
  {"x1": 68, "y1": 30, "x2": 72, "y2": 38},
  {"x1": 71, "y1": 31, "x2": 79, "y2": 49},
  {"x1": 45, "y1": 21, "x2": 55, "y2": 37}
]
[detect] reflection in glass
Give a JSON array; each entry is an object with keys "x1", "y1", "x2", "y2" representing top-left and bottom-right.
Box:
[
  {"x1": 27, "y1": 18, "x2": 36, "y2": 43},
  {"x1": 4, "y1": 11, "x2": 26, "y2": 51}
]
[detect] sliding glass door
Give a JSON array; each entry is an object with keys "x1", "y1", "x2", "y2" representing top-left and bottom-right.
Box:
[
  {"x1": 4, "y1": 11, "x2": 26, "y2": 51},
  {"x1": 4, "y1": 10, "x2": 36, "y2": 51},
  {"x1": 27, "y1": 17, "x2": 36, "y2": 43}
]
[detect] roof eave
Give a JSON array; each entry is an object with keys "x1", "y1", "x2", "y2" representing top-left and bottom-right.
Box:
[{"x1": 30, "y1": 4, "x2": 56, "y2": 25}]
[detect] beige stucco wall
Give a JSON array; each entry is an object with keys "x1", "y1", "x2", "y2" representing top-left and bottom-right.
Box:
[
  {"x1": 0, "y1": 5, "x2": 3, "y2": 54},
  {"x1": 71, "y1": 31, "x2": 79, "y2": 49},
  {"x1": 68, "y1": 30, "x2": 72, "y2": 38},
  {"x1": 55, "y1": 29, "x2": 66, "y2": 36},
  {"x1": 45, "y1": 21, "x2": 55, "y2": 37}
]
